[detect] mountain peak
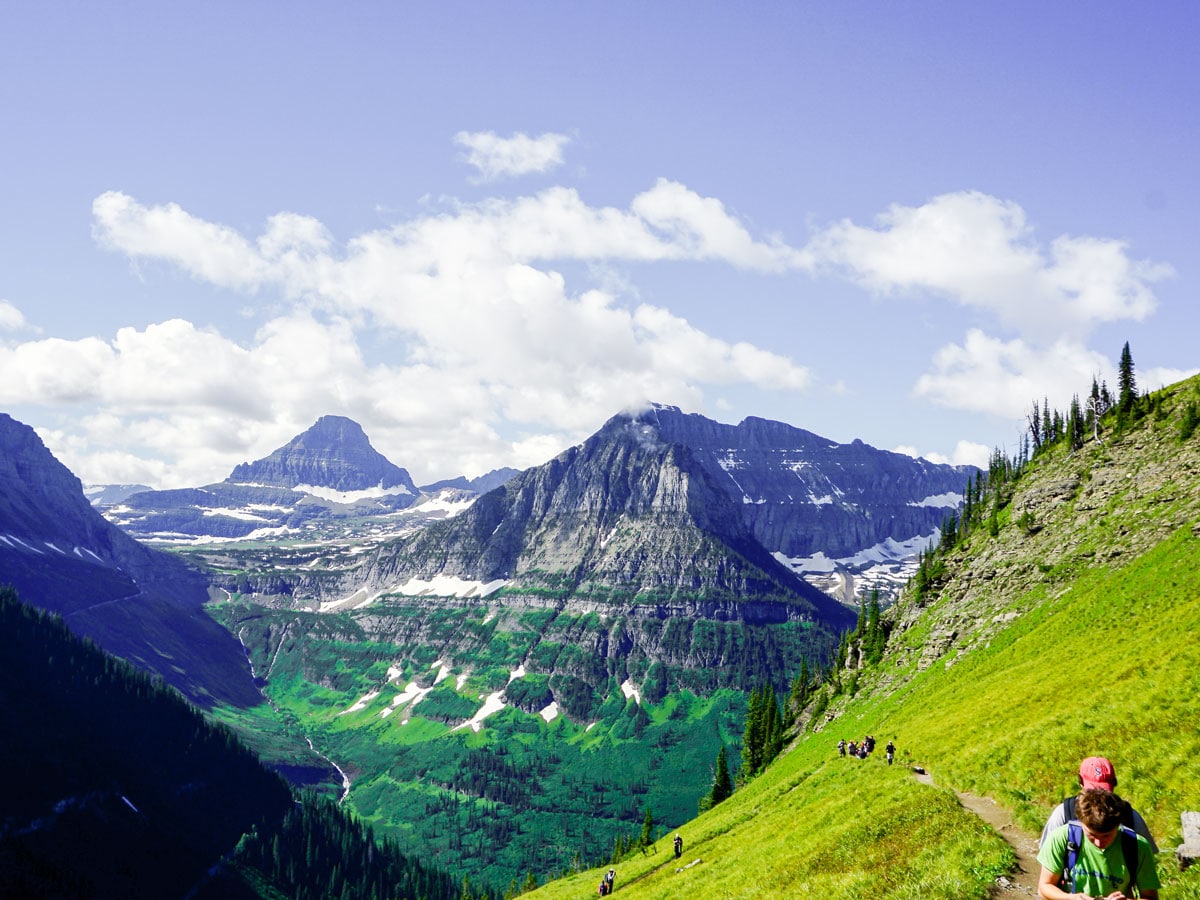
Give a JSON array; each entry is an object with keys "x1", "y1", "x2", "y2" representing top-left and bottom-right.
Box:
[{"x1": 226, "y1": 416, "x2": 417, "y2": 493}]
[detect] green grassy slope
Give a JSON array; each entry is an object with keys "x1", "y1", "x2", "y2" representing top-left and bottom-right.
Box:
[{"x1": 525, "y1": 377, "x2": 1200, "y2": 898}]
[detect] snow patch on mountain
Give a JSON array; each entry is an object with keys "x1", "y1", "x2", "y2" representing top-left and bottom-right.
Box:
[
  {"x1": 292, "y1": 482, "x2": 414, "y2": 503},
  {"x1": 621, "y1": 679, "x2": 641, "y2": 705},
  {"x1": 392, "y1": 575, "x2": 508, "y2": 599},
  {"x1": 453, "y1": 664, "x2": 527, "y2": 733},
  {"x1": 777, "y1": 528, "x2": 941, "y2": 604},
  {"x1": 339, "y1": 690, "x2": 380, "y2": 715},
  {"x1": 380, "y1": 680, "x2": 435, "y2": 720},
  {"x1": 909, "y1": 492, "x2": 963, "y2": 508}
]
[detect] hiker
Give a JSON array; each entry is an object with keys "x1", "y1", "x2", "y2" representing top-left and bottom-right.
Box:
[
  {"x1": 1036, "y1": 788, "x2": 1159, "y2": 899},
  {"x1": 1039, "y1": 757, "x2": 1158, "y2": 852},
  {"x1": 885, "y1": 740, "x2": 895, "y2": 765},
  {"x1": 847, "y1": 740, "x2": 857, "y2": 757},
  {"x1": 838, "y1": 739, "x2": 846, "y2": 756},
  {"x1": 674, "y1": 833, "x2": 683, "y2": 859},
  {"x1": 605, "y1": 868, "x2": 616, "y2": 893}
]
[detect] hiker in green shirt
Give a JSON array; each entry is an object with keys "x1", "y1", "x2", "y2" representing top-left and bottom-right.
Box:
[{"x1": 1037, "y1": 788, "x2": 1159, "y2": 899}]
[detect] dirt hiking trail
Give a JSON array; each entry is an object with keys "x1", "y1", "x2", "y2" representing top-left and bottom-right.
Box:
[{"x1": 913, "y1": 768, "x2": 1041, "y2": 896}]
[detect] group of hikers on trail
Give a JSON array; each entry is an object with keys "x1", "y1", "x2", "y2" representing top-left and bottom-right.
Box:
[
  {"x1": 837, "y1": 735, "x2": 896, "y2": 765},
  {"x1": 1036, "y1": 756, "x2": 1160, "y2": 900},
  {"x1": 828, "y1": 742, "x2": 1158, "y2": 898},
  {"x1": 595, "y1": 836, "x2": 684, "y2": 894},
  {"x1": 596, "y1": 868, "x2": 616, "y2": 895}
]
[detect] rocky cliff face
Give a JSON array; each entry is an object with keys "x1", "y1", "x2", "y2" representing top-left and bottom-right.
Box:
[
  {"x1": 349, "y1": 411, "x2": 851, "y2": 628},
  {"x1": 227, "y1": 415, "x2": 417, "y2": 492},
  {"x1": 0, "y1": 413, "x2": 261, "y2": 707},
  {"x1": 644, "y1": 404, "x2": 973, "y2": 559}
]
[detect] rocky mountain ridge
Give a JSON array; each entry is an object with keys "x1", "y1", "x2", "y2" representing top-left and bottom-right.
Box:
[
  {"x1": 103, "y1": 415, "x2": 428, "y2": 542},
  {"x1": 0, "y1": 413, "x2": 260, "y2": 707}
]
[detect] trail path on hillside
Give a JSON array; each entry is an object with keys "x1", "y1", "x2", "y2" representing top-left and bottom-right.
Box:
[{"x1": 913, "y1": 769, "x2": 1042, "y2": 896}]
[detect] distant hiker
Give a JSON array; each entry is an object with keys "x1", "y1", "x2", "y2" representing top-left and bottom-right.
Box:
[
  {"x1": 1039, "y1": 757, "x2": 1158, "y2": 852},
  {"x1": 674, "y1": 833, "x2": 683, "y2": 859},
  {"x1": 864, "y1": 735, "x2": 876, "y2": 754},
  {"x1": 838, "y1": 739, "x2": 846, "y2": 756},
  {"x1": 847, "y1": 740, "x2": 858, "y2": 757},
  {"x1": 1036, "y1": 788, "x2": 1159, "y2": 899},
  {"x1": 885, "y1": 740, "x2": 896, "y2": 765},
  {"x1": 858, "y1": 742, "x2": 868, "y2": 760},
  {"x1": 605, "y1": 868, "x2": 616, "y2": 893},
  {"x1": 598, "y1": 878, "x2": 608, "y2": 896}
]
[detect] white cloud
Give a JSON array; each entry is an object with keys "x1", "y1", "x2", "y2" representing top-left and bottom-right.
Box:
[
  {"x1": 454, "y1": 130, "x2": 571, "y2": 181},
  {"x1": 17, "y1": 177, "x2": 825, "y2": 487},
  {"x1": 804, "y1": 191, "x2": 1171, "y2": 338},
  {"x1": 894, "y1": 440, "x2": 988, "y2": 468},
  {"x1": 0, "y1": 299, "x2": 29, "y2": 332},
  {"x1": 1139, "y1": 365, "x2": 1200, "y2": 394},
  {"x1": 52, "y1": 181, "x2": 1176, "y2": 488},
  {"x1": 912, "y1": 329, "x2": 1112, "y2": 419}
]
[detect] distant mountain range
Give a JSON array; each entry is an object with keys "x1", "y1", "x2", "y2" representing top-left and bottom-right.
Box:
[
  {"x1": 207, "y1": 404, "x2": 973, "y2": 612},
  {"x1": 96, "y1": 415, "x2": 521, "y2": 544}
]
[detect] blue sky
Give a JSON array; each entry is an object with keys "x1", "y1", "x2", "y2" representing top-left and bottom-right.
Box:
[{"x1": 1, "y1": 2, "x2": 1196, "y2": 487}]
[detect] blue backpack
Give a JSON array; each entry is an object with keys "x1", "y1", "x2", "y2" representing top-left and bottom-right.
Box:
[{"x1": 1063, "y1": 821, "x2": 1141, "y2": 897}]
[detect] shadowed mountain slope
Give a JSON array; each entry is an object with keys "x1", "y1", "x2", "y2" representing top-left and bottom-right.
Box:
[{"x1": 0, "y1": 413, "x2": 261, "y2": 708}]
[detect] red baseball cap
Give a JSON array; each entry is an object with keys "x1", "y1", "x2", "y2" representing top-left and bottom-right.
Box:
[{"x1": 1079, "y1": 756, "x2": 1117, "y2": 790}]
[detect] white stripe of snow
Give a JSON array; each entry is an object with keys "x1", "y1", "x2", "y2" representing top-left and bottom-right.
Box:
[
  {"x1": 453, "y1": 690, "x2": 507, "y2": 733},
  {"x1": 539, "y1": 701, "x2": 559, "y2": 722},
  {"x1": 394, "y1": 575, "x2": 508, "y2": 598},
  {"x1": 909, "y1": 492, "x2": 963, "y2": 508},
  {"x1": 294, "y1": 483, "x2": 413, "y2": 503},
  {"x1": 202, "y1": 508, "x2": 271, "y2": 521},
  {"x1": 339, "y1": 690, "x2": 380, "y2": 715}
]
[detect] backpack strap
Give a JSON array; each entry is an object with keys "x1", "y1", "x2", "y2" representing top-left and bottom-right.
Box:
[
  {"x1": 1063, "y1": 821, "x2": 1083, "y2": 892},
  {"x1": 1062, "y1": 821, "x2": 1141, "y2": 897},
  {"x1": 1120, "y1": 825, "x2": 1140, "y2": 897}
]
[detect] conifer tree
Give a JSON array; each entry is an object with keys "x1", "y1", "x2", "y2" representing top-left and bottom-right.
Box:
[
  {"x1": 710, "y1": 745, "x2": 733, "y2": 806},
  {"x1": 639, "y1": 806, "x2": 654, "y2": 850},
  {"x1": 741, "y1": 687, "x2": 764, "y2": 776},
  {"x1": 1118, "y1": 341, "x2": 1137, "y2": 415},
  {"x1": 786, "y1": 658, "x2": 810, "y2": 724}
]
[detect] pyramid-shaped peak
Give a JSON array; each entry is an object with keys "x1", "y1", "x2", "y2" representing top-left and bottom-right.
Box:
[{"x1": 226, "y1": 416, "x2": 417, "y2": 493}]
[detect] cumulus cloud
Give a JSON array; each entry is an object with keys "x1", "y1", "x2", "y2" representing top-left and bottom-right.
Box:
[
  {"x1": 0, "y1": 299, "x2": 29, "y2": 332},
  {"x1": 60, "y1": 179, "x2": 1176, "y2": 487},
  {"x1": 893, "y1": 440, "x2": 989, "y2": 468},
  {"x1": 24, "y1": 177, "x2": 825, "y2": 486},
  {"x1": 454, "y1": 130, "x2": 571, "y2": 181},
  {"x1": 803, "y1": 191, "x2": 1171, "y2": 338},
  {"x1": 912, "y1": 329, "x2": 1113, "y2": 419}
]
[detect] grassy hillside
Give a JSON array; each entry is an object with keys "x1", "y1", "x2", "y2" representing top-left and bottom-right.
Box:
[{"x1": 524, "y1": 376, "x2": 1200, "y2": 898}]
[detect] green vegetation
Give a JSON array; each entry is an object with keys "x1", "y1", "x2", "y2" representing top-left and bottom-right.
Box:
[
  {"x1": 520, "y1": 367, "x2": 1200, "y2": 897},
  {"x1": 0, "y1": 586, "x2": 470, "y2": 899}
]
